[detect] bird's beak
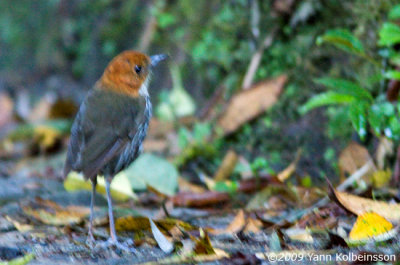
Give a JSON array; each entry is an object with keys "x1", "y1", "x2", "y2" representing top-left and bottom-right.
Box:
[{"x1": 150, "y1": 54, "x2": 168, "y2": 67}]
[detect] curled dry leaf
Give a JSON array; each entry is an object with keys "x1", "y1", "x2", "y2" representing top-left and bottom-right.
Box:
[
  {"x1": 218, "y1": 75, "x2": 286, "y2": 135},
  {"x1": 277, "y1": 149, "x2": 301, "y2": 182},
  {"x1": 150, "y1": 219, "x2": 174, "y2": 254},
  {"x1": 331, "y1": 189, "x2": 400, "y2": 222},
  {"x1": 225, "y1": 210, "x2": 245, "y2": 234},
  {"x1": 22, "y1": 197, "x2": 90, "y2": 226},
  {"x1": 192, "y1": 229, "x2": 215, "y2": 255},
  {"x1": 210, "y1": 210, "x2": 246, "y2": 235},
  {"x1": 5, "y1": 216, "x2": 34, "y2": 232},
  {"x1": 243, "y1": 217, "x2": 263, "y2": 234},
  {"x1": 338, "y1": 142, "x2": 375, "y2": 182}
]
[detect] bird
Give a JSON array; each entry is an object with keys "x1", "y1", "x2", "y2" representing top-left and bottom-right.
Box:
[{"x1": 63, "y1": 50, "x2": 167, "y2": 250}]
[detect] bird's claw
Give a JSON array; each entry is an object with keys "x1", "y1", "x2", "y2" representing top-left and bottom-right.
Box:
[
  {"x1": 86, "y1": 236, "x2": 96, "y2": 249},
  {"x1": 94, "y1": 238, "x2": 137, "y2": 254}
]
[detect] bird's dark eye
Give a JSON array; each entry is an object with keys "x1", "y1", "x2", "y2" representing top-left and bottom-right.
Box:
[{"x1": 135, "y1": 65, "x2": 142, "y2": 74}]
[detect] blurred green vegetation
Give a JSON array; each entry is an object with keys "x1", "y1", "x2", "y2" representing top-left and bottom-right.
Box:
[
  {"x1": 0, "y1": 0, "x2": 398, "y2": 181},
  {"x1": 302, "y1": 4, "x2": 400, "y2": 142}
]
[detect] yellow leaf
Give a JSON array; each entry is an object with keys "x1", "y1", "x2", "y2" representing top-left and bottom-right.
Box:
[
  {"x1": 371, "y1": 169, "x2": 392, "y2": 188},
  {"x1": 22, "y1": 197, "x2": 89, "y2": 226},
  {"x1": 349, "y1": 212, "x2": 394, "y2": 243},
  {"x1": 115, "y1": 216, "x2": 196, "y2": 233},
  {"x1": 116, "y1": 216, "x2": 151, "y2": 232},
  {"x1": 64, "y1": 171, "x2": 137, "y2": 202},
  {"x1": 33, "y1": 126, "x2": 61, "y2": 151}
]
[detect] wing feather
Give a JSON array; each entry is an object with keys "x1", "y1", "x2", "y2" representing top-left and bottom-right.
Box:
[{"x1": 63, "y1": 89, "x2": 142, "y2": 179}]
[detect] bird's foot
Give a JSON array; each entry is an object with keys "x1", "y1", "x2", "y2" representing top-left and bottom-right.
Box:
[
  {"x1": 86, "y1": 234, "x2": 96, "y2": 249},
  {"x1": 95, "y1": 238, "x2": 137, "y2": 254}
]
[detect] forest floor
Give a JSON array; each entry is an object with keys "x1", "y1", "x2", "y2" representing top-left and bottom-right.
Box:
[{"x1": 1, "y1": 151, "x2": 400, "y2": 264}]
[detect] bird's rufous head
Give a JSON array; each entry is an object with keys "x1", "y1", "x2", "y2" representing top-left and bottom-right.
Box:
[{"x1": 98, "y1": 50, "x2": 166, "y2": 98}]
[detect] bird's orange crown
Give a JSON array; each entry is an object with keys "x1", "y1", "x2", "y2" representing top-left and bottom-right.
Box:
[{"x1": 97, "y1": 51, "x2": 151, "y2": 98}]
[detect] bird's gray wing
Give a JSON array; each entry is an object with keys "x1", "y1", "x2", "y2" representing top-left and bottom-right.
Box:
[{"x1": 64, "y1": 89, "x2": 142, "y2": 180}]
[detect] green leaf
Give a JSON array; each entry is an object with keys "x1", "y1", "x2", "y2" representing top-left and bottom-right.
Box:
[
  {"x1": 157, "y1": 13, "x2": 176, "y2": 28},
  {"x1": 349, "y1": 102, "x2": 368, "y2": 139},
  {"x1": 384, "y1": 70, "x2": 400, "y2": 80},
  {"x1": 125, "y1": 153, "x2": 179, "y2": 196},
  {"x1": 380, "y1": 102, "x2": 395, "y2": 116},
  {"x1": 316, "y1": 29, "x2": 365, "y2": 55},
  {"x1": 299, "y1": 92, "x2": 355, "y2": 114},
  {"x1": 389, "y1": 116, "x2": 400, "y2": 139},
  {"x1": 389, "y1": 5, "x2": 400, "y2": 20},
  {"x1": 315, "y1": 78, "x2": 373, "y2": 101},
  {"x1": 379, "y1": 23, "x2": 400, "y2": 46},
  {"x1": 0, "y1": 253, "x2": 35, "y2": 265},
  {"x1": 193, "y1": 122, "x2": 212, "y2": 142},
  {"x1": 212, "y1": 180, "x2": 239, "y2": 193},
  {"x1": 368, "y1": 105, "x2": 383, "y2": 135}
]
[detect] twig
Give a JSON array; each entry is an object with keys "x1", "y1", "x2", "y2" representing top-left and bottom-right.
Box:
[
  {"x1": 198, "y1": 84, "x2": 226, "y2": 120},
  {"x1": 137, "y1": 0, "x2": 164, "y2": 52},
  {"x1": 242, "y1": 28, "x2": 277, "y2": 90},
  {"x1": 286, "y1": 161, "x2": 374, "y2": 223},
  {"x1": 336, "y1": 160, "x2": 374, "y2": 192}
]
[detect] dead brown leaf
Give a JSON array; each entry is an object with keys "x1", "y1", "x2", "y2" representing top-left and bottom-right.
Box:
[
  {"x1": 178, "y1": 177, "x2": 206, "y2": 193},
  {"x1": 297, "y1": 205, "x2": 340, "y2": 229},
  {"x1": 213, "y1": 150, "x2": 238, "y2": 181},
  {"x1": 22, "y1": 197, "x2": 90, "y2": 225},
  {"x1": 218, "y1": 75, "x2": 286, "y2": 135},
  {"x1": 225, "y1": 210, "x2": 245, "y2": 234},
  {"x1": 211, "y1": 210, "x2": 246, "y2": 235},
  {"x1": 277, "y1": 149, "x2": 301, "y2": 182},
  {"x1": 244, "y1": 217, "x2": 263, "y2": 234},
  {"x1": 171, "y1": 191, "x2": 230, "y2": 207},
  {"x1": 338, "y1": 142, "x2": 375, "y2": 182},
  {"x1": 5, "y1": 216, "x2": 34, "y2": 232},
  {"x1": 332, "y1": 189, "x2": 400, "y2": 222},
  {"x1": 192, "y1": 229, "x2": 215, "y2": 255}
]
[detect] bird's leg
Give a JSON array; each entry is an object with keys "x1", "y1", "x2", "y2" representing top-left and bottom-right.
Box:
[
  {"x1": 97, "y1": 176, "x2": 136, "y2": 253},
  {"x1": 87, "y1": 178, "x2": 97, "y2": 245},
  {"x1": 105, "y1": 176, "x2": 117, "y2": 242}
]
